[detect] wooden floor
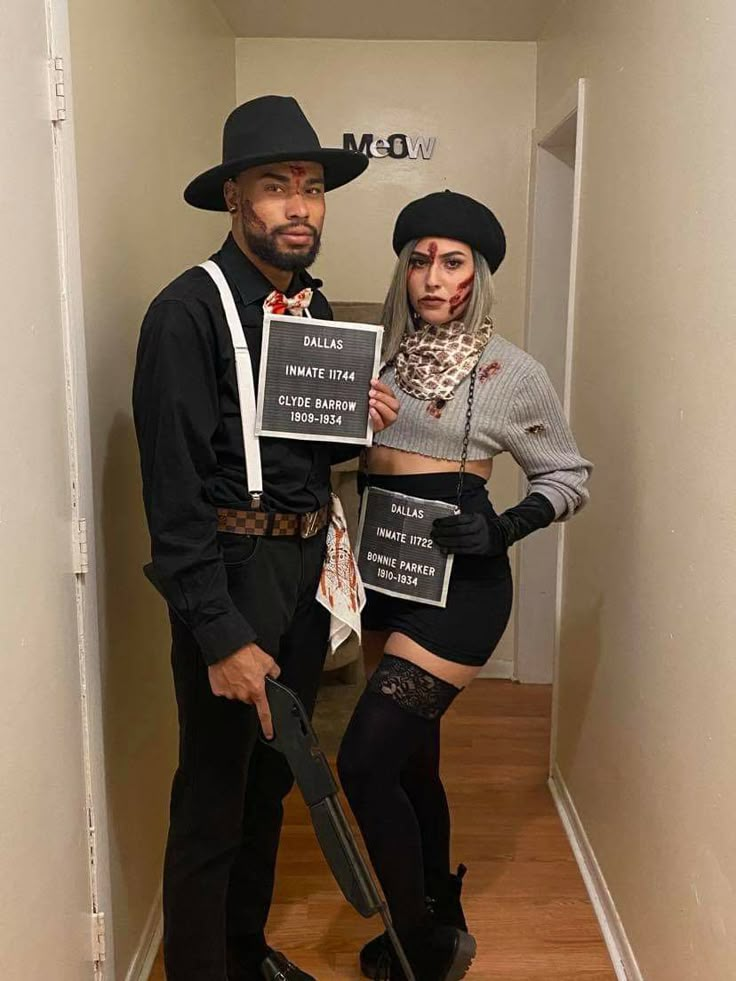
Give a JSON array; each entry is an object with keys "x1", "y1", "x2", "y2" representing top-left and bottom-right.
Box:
[{"x1": 150, "y1": 680, "x2": 615, "y2": 980}]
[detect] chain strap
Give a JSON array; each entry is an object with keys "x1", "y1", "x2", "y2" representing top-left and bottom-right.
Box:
[{"x1": 455, "y1": 365, "x2": 477, "y2": 507}]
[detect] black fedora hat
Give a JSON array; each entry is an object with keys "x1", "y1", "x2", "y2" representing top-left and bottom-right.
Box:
[{"x1": 184, "y1": 95, "x2": 368, "y2": 211}]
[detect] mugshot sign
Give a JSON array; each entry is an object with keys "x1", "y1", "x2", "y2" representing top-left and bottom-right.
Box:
[
  {"x1": 256, "y1": 314, "x2": 383, "y2": 444},
  {"x1": 355, "y1": 488, "x2": 457, "y2": 607}
]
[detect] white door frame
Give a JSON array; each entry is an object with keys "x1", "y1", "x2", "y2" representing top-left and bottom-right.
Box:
[
  {"x1": 47, "y1": 0, "x2": 114, "y2": 974},
  {"x1": 548, "y1": 78, "x2": 586, "y2": 769},
  {"x1": 514, "y1": 79, "x2": 587, "y2": 742}
]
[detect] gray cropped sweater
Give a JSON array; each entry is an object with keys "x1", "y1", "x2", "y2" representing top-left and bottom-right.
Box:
[{"x1": 373, "y1": 333, "x2": 592, "y2": 519}]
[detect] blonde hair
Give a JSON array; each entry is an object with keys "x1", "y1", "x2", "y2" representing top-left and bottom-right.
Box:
[{"x1": 380, "y1": 240, "x2": 496, "y2": 362}]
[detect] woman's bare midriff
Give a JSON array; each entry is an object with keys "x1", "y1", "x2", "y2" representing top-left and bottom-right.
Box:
[{"x1": 366, "y1": 445, "x2": 493, "y2": 481}]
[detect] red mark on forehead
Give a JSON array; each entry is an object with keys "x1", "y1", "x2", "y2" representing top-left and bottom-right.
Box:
[
  {"x1": 243, "y1": 199, "x2": 267, "y2": 233},
  {"x1": 409, "y1": 241, "x2": 439, "y2": 273},
  {"x1": 289, "y1": 164, "x2": 307, "y2": 193}
]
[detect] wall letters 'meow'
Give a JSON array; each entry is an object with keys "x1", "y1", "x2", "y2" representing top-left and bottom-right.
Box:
[{"x1": 343, "y1": 133, "x2": 437, "y2": 160}]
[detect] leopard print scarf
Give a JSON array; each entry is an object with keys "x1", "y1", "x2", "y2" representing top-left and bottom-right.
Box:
[{"x1": 393, "y1": 317, "x2": 493, "y2": 402}]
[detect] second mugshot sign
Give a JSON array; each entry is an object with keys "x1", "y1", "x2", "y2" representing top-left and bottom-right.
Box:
[
  {"x1": 256, "y1": 314, "x2": 383, "y2": 444},
  {"x1": 355, "y1": 488, "x2": 457, "y2": 607}
]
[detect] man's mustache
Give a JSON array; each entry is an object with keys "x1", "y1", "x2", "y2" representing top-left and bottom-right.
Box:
[{"x1": 272, "y1": 222, "x2": 320, "y2": 237}]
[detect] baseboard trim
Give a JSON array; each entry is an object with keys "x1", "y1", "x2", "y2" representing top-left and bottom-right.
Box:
[
  {"x1": 548, "y1": 765, "x2": 642, "y2": 981},
  {"x1": 477, "y1": 658, "x2": 515, "y2": 680},
  {"x1": 124, "y1": 882, "x2": 163, "y2": 981}
]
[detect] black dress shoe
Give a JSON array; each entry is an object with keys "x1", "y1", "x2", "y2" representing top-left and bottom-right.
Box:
[{"x1": 260, "y1": 948, "x2": 317, "y2": 980}]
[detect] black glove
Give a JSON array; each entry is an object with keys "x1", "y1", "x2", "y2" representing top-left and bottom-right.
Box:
[
  {"x1": 431, "y1": 493, "x2": 556, "y2": 556},
  {"x1": 431, "y1": 512, "x2": 506, "y2": 556}
]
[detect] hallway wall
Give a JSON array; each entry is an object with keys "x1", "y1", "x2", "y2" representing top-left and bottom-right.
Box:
[
  {"x1": 539, "y1": 2, "x2": 736, "y2": 978},
  {"x1": 68, "y1": 0, "x2": 235, "y2": 973}
]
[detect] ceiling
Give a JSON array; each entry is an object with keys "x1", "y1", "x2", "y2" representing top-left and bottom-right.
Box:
[{"x1": 214, "y1": 0, "x2": 558, "y2": 42}]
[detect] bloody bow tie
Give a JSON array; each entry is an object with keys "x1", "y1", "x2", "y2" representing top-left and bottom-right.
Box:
[{"x1": 263, "y1": 288, "x2": 313, "y2": 317}]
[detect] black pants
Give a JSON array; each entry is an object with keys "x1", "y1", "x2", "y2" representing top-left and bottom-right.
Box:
[{"x1": 163, "y1": 531, "x2": 329, "y2": 981}]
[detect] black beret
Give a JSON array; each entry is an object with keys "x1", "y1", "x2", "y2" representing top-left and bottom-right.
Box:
[{"x1": 393, "y1": 190, "x2": 506, "y2": 273}]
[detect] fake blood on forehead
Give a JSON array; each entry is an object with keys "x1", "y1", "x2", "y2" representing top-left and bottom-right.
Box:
[
  {"x1": 289, "y1": 164, "x2": 306, "y2": 192},
  {"x1": 408, "y1": 240, "x2": 439, "y2": 279}
]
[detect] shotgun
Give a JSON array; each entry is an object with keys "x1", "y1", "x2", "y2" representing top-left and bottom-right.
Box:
[{"x1": 264, "y1": 676, "x2": 415, "y2": 981}]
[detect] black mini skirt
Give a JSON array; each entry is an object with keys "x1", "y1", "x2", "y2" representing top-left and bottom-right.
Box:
[{"x1": 359, "y1": 472, "x2": 513, "y2": 667}]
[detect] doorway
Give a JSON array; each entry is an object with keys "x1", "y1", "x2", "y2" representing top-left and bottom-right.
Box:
[
  {"x1": 1, "y1": 1, "x2": 111, "y2": 978},
  {"x1": 515, "y1": 80, "x2": 586, "y2": 704}
]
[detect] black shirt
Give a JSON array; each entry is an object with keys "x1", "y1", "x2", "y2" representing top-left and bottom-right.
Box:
[{"x1": 133, "y1": 234, "x2": 359, "y2": 664}]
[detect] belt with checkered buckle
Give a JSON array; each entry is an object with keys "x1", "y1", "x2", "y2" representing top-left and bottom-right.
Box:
[{"x1": 216, "y1": 502, "x2": 330, "y2": 539}]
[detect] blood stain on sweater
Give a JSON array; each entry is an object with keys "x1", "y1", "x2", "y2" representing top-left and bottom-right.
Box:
[{"x1": 479, "y1": 361, "x2": 502, "y2": 382}]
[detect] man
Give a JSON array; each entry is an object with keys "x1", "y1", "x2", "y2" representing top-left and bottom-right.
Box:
[{"x1": 133, "y1": 95, "x2": 398, "y2": 981}]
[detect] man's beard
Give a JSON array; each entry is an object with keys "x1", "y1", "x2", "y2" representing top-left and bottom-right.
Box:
[{"x1": 244, "y1": 221, "x2": 322, "y2": 271}]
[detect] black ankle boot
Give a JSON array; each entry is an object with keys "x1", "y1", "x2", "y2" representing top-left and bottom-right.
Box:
[
  {"x1": 360, "y1": 866, "x2": 470, "y2": 979},
  {"x1": 427, "y1": 865, "x2": 469, "y2": 933},
  {"x1": 361, "y1": 932, "x2": 389, "y2": 979},
  {"x1": 375, "y1": 922, "x2": 476, "y2": 981}
]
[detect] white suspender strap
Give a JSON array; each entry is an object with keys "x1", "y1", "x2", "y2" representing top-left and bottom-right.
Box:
[{"x1": 199, "y1": 259, "x2": 263, "y2": 503}]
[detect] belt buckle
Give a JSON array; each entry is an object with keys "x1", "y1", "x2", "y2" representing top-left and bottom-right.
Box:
[{"x1": 301, "y1": 509, "x2": 321, "y2": 538}]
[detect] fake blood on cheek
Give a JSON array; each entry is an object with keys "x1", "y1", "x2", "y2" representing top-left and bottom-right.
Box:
[
  {"x1": 449, "y1": 274, "x2": 474, "y2": 316},
  {"x1": 243, "y1": 199, "x2": 267, "y2": 232}
]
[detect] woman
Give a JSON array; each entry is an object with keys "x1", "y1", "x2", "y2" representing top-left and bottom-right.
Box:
[{"x1": 337, "y1": 191, "x2": 592, "y2": 981}]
